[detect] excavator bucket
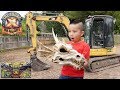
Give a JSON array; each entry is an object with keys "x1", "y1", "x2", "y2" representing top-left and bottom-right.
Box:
[{"x1": 30, "y1": 52, "x2": 51, "y2": 71}]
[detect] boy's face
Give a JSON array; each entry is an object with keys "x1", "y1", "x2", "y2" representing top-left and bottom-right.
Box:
[{"x1": 68, "y1": 23, "x2": 84, "y2": 43}]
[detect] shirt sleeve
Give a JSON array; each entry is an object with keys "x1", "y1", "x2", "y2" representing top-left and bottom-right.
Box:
[{"x1": 82, "y1": 44, "x2": 90, "y2": 60}]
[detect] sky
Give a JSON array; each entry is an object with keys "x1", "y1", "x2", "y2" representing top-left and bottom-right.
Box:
[{"x1": 0, "y1": 11, "x2": 29, "y2": 23}]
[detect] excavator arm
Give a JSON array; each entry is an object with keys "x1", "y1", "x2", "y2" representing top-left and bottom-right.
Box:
[
  {"x1": 25, "y1": 11, "x2": 70, "y2": 71},
  {"x1": 26, "y1": 11, "x2": 70, "y2": 54},
  {"x1": 26, "y1": 12, "x2": 38, "y2": 53}
]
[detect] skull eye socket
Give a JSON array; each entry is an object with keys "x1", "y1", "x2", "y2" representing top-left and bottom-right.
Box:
[
  {"x1": 59, "y1": 48, "x2": 67, "y2": 52},
  {"x1": 59, "y1": 58, "x2": 64, "y2": 61},
  {"x1": 76, "y1": 55, "x2": 80, "y2": 58}
]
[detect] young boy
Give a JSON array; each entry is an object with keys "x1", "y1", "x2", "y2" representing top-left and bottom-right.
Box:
[{"x1": 59, "y1": 20, "x2": 90, "y2": 79}]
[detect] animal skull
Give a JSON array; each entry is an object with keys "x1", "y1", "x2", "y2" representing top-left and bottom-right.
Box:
[{"x1": 37, "y1": 28, "x2": 85, "y2": 70}]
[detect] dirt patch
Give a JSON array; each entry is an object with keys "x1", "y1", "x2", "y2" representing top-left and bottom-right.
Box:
[{"x1": 0, "y1": 44, "x2": 120, "y2": 79}]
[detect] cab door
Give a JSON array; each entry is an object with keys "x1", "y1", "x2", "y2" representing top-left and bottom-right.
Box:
[{"x1": 104, "y1": 17, "x2": 114, "y2": 48}]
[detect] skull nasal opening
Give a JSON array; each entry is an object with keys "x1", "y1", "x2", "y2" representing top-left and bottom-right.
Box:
[
  {"x1": 59, "y1": 48, "x2": 67, "y2": 52},
  {"x1": 59, "y1": 58, "x2": 64, "y2": 61}
]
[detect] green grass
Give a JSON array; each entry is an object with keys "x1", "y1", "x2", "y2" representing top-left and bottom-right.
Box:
[{"x1": 114, "y1": 35, "x2": 120, "y2": 45}]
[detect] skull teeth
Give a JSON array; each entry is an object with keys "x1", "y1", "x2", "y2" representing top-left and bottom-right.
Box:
[{"x1": 72, "y1": 60, "x2": 80, "y2": 65}]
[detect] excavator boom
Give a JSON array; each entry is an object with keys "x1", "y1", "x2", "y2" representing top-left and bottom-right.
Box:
[
  {"x1": 26, "y1": 12, "x2": 70, "y2": 53},
  {"x1": 26, "y1": 11, "x2": 70, "y2": 71}
]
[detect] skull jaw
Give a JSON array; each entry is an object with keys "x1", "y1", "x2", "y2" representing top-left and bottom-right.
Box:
[{"x1": 52, "y1": 56, "x2": 85, "y2": 70}]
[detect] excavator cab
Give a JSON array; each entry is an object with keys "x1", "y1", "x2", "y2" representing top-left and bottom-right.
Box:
[
  {"x1": 84, "y1": 15, "x2": 120, "y2": 72},
  {"x1": 84, "y1": 15, "x2": 115, "y2": 56}
]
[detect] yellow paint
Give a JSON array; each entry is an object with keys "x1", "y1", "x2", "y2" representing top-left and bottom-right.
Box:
[{"x1": 90, "y1": 46, "x2": 116, "y2": 56}]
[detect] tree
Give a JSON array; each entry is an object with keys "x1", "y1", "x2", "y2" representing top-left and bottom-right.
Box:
[
  {"x1": 63, "y1": 11, "x2": 120, "y2": 34},
  {"x1": 21, "y1": 17, "x2": 27, "y2": 36}
]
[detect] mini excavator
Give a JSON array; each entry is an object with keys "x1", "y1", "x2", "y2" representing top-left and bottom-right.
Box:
[{"x1": 26, "y1": 12, "x2": 120, "y2": 72}]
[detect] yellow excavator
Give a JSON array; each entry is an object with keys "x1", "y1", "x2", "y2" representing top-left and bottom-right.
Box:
[{"x1": 26, "y1": 12, "x2": 120, "y2": 72}]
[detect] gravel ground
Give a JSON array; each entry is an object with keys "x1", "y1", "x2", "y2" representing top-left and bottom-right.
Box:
[{"x1": 0, "y1": 45, "x2": 120, "y2": 79}]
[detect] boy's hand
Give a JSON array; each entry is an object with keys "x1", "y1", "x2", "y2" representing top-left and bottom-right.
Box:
[{"x1": 84, "y1": 59, "x2": 88, "y2": 67}]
